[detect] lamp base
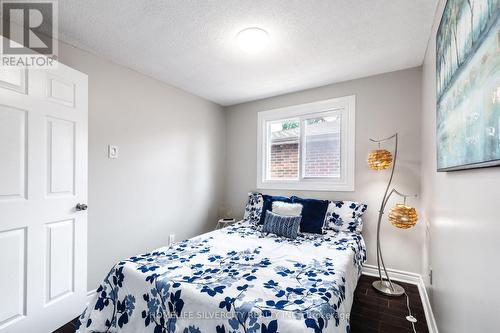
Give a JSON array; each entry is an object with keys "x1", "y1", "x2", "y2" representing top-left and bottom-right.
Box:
[{"x1": 372, "y1": 280, "x2": 405, "y2": 297}]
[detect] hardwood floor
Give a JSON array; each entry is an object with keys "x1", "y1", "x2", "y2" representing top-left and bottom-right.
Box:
[
  {"x1": 350, "y1": 275, "x2": 429, "y2": 333},
  {"x1": 53, "y1": 275, "x2": 429, "y2": 333},
  {"x1": 52, "y1": 320, "x2": 77, "y2": 333}
]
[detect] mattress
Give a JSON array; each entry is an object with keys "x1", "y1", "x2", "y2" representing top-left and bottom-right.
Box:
[{"x1": 77, "y1": 221, "x2": 366, "y2": 333}]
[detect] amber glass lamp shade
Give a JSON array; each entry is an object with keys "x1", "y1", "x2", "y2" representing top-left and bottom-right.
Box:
[
  {"x1": 368, "y1": 149, "x2": 393, "y2": 170},
  {"x1": 388, "y1": 204, "x2": 418, "y2": 229}
]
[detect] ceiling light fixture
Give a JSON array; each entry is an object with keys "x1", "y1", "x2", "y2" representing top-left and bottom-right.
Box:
[{"x1": 236, "y1": 27, "x2": 269, "y2": 54}]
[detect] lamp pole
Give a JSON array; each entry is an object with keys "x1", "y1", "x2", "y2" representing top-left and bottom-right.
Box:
[{"x1": 369, "y1": 133, "x2": 405, "y2": 296}]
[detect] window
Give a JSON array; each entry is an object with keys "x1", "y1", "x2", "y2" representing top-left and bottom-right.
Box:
[{"x1": 257, "y1": 95, "x2": 355, "y2": 191}]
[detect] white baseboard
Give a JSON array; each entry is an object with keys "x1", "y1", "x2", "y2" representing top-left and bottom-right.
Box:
[
  {"x1": 362, "y1": 264, "x2": 421, "y2": 285},
  {"x1": 86, "y1": 289, "x2": 96, "y2": 305},
  {"x1": 362, "y1": 264, "x2": 438, "y2": 333}
]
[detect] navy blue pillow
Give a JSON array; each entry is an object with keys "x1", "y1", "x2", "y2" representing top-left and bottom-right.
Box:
[
  {"x1": 262, "y1": 211, "x2": 301, "y2": 239},
  {"x1": 290, "y1": 196, "x2": 329, "y2": 234},
  {"x1": 258, "y1": 195, "x2": 292, "y2": 225}
]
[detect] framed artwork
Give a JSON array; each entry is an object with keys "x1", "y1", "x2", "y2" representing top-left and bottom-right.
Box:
[{"x1": 436, "y1": 0, "x2": 500, "y2": 171}]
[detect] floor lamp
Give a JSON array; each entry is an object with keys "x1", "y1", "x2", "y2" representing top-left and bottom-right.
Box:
[{"x1": 368, "y1": 133, "x2": 418, "y2": 297}]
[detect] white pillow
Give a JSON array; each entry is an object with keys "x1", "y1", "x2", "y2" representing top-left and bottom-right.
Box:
[{"x1": 272, "y1": 201, "x2": 303, "y2": 217}]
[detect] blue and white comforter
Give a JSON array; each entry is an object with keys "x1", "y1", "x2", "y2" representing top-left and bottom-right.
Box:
[{"x1": 76, "y1": 221, "x2": 366, "y2": 333}]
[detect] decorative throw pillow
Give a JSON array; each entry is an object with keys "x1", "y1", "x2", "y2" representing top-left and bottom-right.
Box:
[
  {"x1": 290, "y1": 196, "x2": 329, "y2": 234},
  {"x1": 272, "y1": 201, "x2": 303, "y2": 217},
  {"x1": 243, "y1": 192, "x2": 263, "y2": 224},
  {"x1": 262, "y1": 211, "x2": 302, "y2": 239},
  {"x1": 258, "y1": 195, "x2": 292, "y2": 225},
  {"x1": 324, "y1": 201, "x2": 368, "y2": 233}
]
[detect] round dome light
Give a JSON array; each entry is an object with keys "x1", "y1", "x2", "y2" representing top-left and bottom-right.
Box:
[{"x1": 236, "y1": 27, "x2": 269, "y2": 54}]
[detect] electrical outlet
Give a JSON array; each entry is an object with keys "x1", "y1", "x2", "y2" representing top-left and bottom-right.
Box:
[{"x1": 169, "y1": 234, "x2": 175, "y2": 246}]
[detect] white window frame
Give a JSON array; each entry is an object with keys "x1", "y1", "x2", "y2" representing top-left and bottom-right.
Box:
[{"x1": 256, "y1": 95, "x2": 355, "y2": 191}]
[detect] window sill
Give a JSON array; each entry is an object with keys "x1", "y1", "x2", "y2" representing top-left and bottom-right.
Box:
[{"x1": 257, "y1": 180, "x2": 354, "y2": 192}]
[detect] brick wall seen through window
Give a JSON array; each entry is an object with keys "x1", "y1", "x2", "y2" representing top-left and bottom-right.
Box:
[{"x1": 270, "y1": 134, "x2": 340, "y2": 179}]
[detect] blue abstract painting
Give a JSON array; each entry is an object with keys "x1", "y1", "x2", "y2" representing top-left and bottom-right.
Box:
[{"x1": 436, "y1": 0, "x2": 500, "y2": 171}]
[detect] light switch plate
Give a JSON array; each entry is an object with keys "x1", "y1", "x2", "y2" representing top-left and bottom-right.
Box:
[{"x1": 108, "y1": 145, "x2": 118, "y2": 159}]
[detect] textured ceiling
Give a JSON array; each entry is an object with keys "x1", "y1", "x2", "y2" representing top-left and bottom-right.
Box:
[{"x1": 58, "y1": 0, "x2": 437, "y2": 106}]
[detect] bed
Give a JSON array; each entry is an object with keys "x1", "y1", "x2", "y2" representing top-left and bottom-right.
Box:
[{"x1": 76, "y1": 221, "x2": 366, "y2": 333}]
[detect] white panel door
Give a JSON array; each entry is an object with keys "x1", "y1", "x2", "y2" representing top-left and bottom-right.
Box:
[{"x1": 0, "y1": 62, "x2": 88, "y2": 333}]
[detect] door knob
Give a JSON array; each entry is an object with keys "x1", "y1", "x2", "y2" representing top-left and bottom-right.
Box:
[{"x1": 76, "y1": 203, "x2": 88, "y2": 211}]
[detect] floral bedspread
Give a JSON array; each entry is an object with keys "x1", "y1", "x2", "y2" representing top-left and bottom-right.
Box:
[{"x1": 76, "y1": 221, "x2": 366, "y2": 333}]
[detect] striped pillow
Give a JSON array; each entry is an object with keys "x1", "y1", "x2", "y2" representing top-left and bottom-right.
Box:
[{"x1": 262, "y1": 211, "x2": 301, "y2": 239}]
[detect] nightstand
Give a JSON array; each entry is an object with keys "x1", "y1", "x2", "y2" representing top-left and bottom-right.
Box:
[{"x1": 215, "y1": 218, "x2": 236, "y2": 230}]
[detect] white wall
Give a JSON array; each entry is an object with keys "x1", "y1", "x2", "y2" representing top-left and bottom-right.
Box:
[
  {"x1": 58, "y1": 42, "x2": 226, "y2": 290},
  {"x1": 224, "y1": 68, "x2": 424, "y2": 275},
  {"x1": 421, "y1": 1, "x2": 500, "y2": 332}
]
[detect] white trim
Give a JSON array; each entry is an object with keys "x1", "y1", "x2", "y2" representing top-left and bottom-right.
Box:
[
  {"x1": 86, "y1": 289, "x2": 96, "y2": 305},
  {"x1": 256, "y1": 95, "x2": 356, "y2": 192},
  {"x1": 362, "y1": 264, "x2": 439, "y2": 333},
  {"x1": 417, "y1": 277, "x2": 439, "y2": 333},
  {"x1": 362, "y1": 264, "x2": 421, "y2": 284}
]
